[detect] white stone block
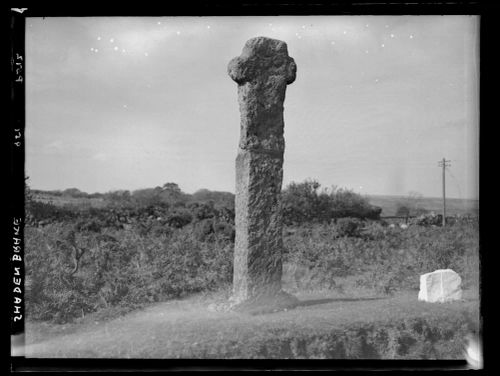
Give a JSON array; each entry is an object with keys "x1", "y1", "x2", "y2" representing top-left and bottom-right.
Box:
[{"x1": 418, "y1": 269, "x2": 462, "y2": 303}]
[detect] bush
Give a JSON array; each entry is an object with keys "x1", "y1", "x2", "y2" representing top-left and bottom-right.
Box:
[
  {"x1": 131, "y1": 188, "x2": 163, "y2": 207},
  {"x1": 335, "y1": 218, "x2": 363, "y2": 237},
  {"x1": 283, "y1": 224, "x2": 362, "y2": 290},
  {"x1": 357, "y1": 221, "x2": 479, "y2": 294},
  {"x1": 283, "y1": 220, "x2": 479, "y2": 294},
  {"x1": 167, "y1": 209, "x2": 193, "y2": 228},
  {"x1": 281, "y1": 180, "x2": 381, "y2": 225},
  {"x1": 26, "y1": 201, "x2": 76, "y2": 224},
  {"x1": 25, "y1": 221, "x2": 233, "y2": 324},
  {"x1": 190, "y1": 189, "x2": 235, "y2": 209}
]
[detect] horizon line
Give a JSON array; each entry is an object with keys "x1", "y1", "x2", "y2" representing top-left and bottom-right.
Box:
[{"x1": 29, "y1": 186, "x2": 479, "y2": 202}]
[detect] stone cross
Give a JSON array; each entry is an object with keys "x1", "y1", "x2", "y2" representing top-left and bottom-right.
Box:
[{"x1": 228, "y1": 37, "x2": 298, "y2": 312}]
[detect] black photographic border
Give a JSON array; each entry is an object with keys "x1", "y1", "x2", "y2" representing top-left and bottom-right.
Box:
[{"x1": 8, "y1": 1, "x2": 494, "y2": 372}]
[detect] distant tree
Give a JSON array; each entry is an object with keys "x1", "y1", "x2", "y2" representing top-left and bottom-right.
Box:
[
  {"x1": 192, "y1": 189, "x2": 211, "y2": 199},
  {"x1": 190, "y1": 189, "x2": 235, "y2": 209},
  {"x1": 162, "y1": 182, "x2": 182, "y2": 194},
  {"x1": 281, "y1": 180, "x2": 321, "y2": 224},
  {"x1": 62, "y1": 188, "x2": 88, "y2": 198},
  {"x1": 48, "y1": 190, "x2": 63, "y2": 196},
  {"x1": 159, "y1": 182, "x2": 188, "y2": 206},
  {"x1": 281, "y1": 180, "x2": 380, "y2": 225},
  {"x1": 330, "y1": 187, "x2": 381, "y2": 219},
  {"x1": 131, "y1": 188, "x2": 163, "y2": 207}
]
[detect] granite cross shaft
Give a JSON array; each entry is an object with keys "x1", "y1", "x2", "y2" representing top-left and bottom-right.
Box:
[{"x1": 228, "y1": 36, "x2": 298, "y2": 312}]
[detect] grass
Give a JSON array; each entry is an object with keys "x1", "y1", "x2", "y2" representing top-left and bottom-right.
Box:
[
  {"x1": 31, "y1": 193, "x2": 107, "y2": 208},
  {"x1": 24, "y1": 288, "x2": 479, "y2": 359}
]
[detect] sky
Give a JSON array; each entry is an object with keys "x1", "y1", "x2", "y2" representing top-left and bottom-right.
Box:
[{"x1": 26, "y1": 16, "x2": 479, "y2": 199}]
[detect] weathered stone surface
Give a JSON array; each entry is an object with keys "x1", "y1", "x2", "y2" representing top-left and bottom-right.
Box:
[
  {"x1": 228, "y1": 37, "x2": 297, "y2": 311},
  {"x1": 228, "y1": 37, "x2": 296, "y2": 154},
  {"x1": 418, "y1": 269, "x2": 463, "y2": 303}
]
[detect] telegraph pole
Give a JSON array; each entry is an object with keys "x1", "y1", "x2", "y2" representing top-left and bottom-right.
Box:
[{"x1": 438, "y1": 158, "x2": 451, "y2": 227}]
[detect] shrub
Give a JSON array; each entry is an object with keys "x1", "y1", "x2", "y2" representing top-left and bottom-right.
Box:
[
  {"x1": 283, "y1": 220, "x2": 479, "y2": 294},
  {"x1": 283, "y1": 224, "x2": 361, "y2": 290},
  {"x1": 335, "y1": 218, "x2": 363, "y2": 237},
  {"x1": 190, "y1": 189, "x2": 235, "y2": 209},
  {"x1": 281, "y1": 180, "x2": 381, "y2": 225},
  {"x1": 167, "y1": 209, "x2": 193, "y2": 228},
  {"x1": 359, "y1": 221, "x2": 480, "y2": 294},
  {"x1": 25, "y1": 220, "x2": 234, "y2": 324}
]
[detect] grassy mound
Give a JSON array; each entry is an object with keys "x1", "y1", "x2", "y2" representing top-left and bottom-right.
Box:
[{"x1": 25, "y1": 290, "x2": 479, "y2": 359}]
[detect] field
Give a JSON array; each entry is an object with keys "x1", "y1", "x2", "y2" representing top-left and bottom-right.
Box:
[
  {"x1": 367, "y1": 194, "x2": 479, "y2": 217},
  {"x1": 23, "y1": 184, "x2": 480, "y2": 359},
  {"x1": 31, "y1": 192, "x2": 107, "y2": 208}
]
